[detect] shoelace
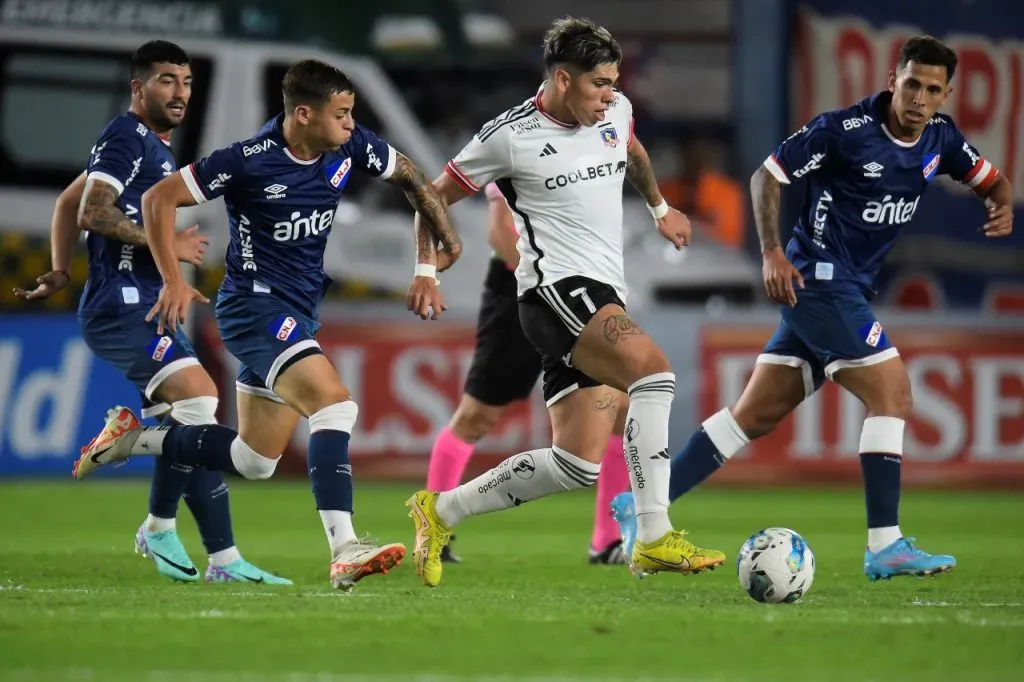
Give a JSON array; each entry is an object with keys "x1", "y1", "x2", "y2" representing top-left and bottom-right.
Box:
[{"x1": 666, "y1": 530, "x2": 712, "y2": 556}]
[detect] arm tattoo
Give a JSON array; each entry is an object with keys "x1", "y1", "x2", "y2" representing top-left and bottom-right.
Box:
[
  {"x1": 80, "y1": 179, "x2": 148, "y2": 247},
  {"x1": 413, "y1": 214, "x2": 438, "y2": 264},
  {"x1": 388, "y1": 153, "x2": 462, "y2": 259},
  {"x1": 591, "y1": 391, "x2": 619, "y2": 424},
  {"x1": 625, "y1": 141, "x2": 662, "y2": 206},
  {"x1": 601, "y1": 314, "x2": 645, "y2": 345},
  {"x1": 751, "y1": 167, "x2": 783, "y2": 252}
]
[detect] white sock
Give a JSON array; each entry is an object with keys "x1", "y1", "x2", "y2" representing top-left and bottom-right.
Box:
[
  {"x1": 320, "y1": 509, "x2": 357, "y2": 558},
  {"x1": 145, "y1": 514, "x2": 175, "y2": 532},
  {"x1": 625, "y1": 372, "x2": 677, "y2": 544},
  {"x1": 131, "y1": 426, "x2": 171, "y2": 456},
  {"x1": 208, "y1": 546, "x2": 242, "y2": 567},
  {"x1": 868, "y1": 526, "x2": 903, "y2": 553},
  {"x1": 434, "y1": 447, "x2": 600, "y2": 528}
]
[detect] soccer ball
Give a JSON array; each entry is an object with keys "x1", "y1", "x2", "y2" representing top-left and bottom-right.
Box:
[{"x1": 737, "y1": 527, "x2": 815, "y2": 604}]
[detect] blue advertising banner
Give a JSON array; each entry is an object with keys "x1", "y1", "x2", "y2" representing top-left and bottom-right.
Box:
[
  {"x1": 790, "y1": 0, "x2": 1024, "y2": 308},
  {"x1": 0, "y1": 315, "x2": 156, "y2": 476}
]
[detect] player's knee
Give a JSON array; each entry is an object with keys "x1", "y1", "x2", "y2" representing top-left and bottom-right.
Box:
[
  {"x1": 309, "y1": 400, "x2": 359, "y2": 434},
  {"x1": 625, "y1": 346, "x2": 672, "y2": 383},
  {"x1": 169, "y1": 396, "x2": 219, "y2": 425},
  {"x1": 730, "y1": 402, "x2": 785, "y2": 440},
  {"x1": 872, "y1": 382, "x2": 913, "y2": 420},
  {"x1": 450, "y1": 406, "x2": 501, "y2": 443},
  {"x1": 229, "y1": 437, "x2": 280, "y2": 480}
]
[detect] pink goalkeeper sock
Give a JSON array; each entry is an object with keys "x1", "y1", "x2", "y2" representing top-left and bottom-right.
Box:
[
  {"x1": 427, "y1": 427, "x2": 475, "y2": 491},
  {"x1": 591, "y1": 434, "x2": 628, "y2": 550}
]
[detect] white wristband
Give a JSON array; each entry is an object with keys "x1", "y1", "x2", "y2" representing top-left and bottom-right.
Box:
[
  {"x1": 647, "y1": 200, "x2": 669, "y2": 220},
  {"x1": 414, "y1": 263, "x2": 439, "y2": 283}
]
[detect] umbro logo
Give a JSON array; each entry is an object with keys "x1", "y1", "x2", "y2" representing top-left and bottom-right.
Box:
[
  {"x1": 863, "y1": 161, "x2": 884, "y2": 178},
  {"x1": 539, "y1": 143, "x2": 558, "y2": 157},
  {"x1": 265, "y1": 183, "x2": 287, "y2": 199}
]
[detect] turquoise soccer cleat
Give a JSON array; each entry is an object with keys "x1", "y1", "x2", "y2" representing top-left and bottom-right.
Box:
[
  {"x1": 135, "y1": 523, "x2": 199, "y2": 582},
  {"x1": 610, "y1": 492, "x2": 637, "y2": 559},
  {"x1": 205, "y1": 558, "x2": 293, "y2": 585},
  {"x1": 864, "y1": 537, "x2": 956, "y2": 581}
]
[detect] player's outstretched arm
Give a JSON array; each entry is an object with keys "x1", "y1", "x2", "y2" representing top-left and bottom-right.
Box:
[
  {"x1": 141, "y1": 173, "x2": 209, "y2": 333},
  {"x1": 626, "y1": 137, "x2": 692, "y2": 249},
  {"x1": 977, "y1": 174, "x2": 1014, "y2": 238},
  {"x1": 390, "y1": 153, "x2": 463, "y2": 267},
  {"x1": 14, "y1": 172, "x2": 85, "y2": 300},
  {"x1": 751, "y1": 165, "x2": 804, "y2": 307}
]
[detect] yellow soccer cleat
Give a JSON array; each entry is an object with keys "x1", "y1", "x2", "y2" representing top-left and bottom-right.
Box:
[
  {"x1": 630, "y1": 529, "x2": 726, "y2": 577},
  {"x1": 406, "y1": 490, "x2": 452, "y2": 587}
]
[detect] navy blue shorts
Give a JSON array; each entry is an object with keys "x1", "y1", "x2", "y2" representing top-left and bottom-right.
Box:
[
  {"x1": 215, "y1": 293, "x2": 321, "y2": 403},
  {"x1": 79, "y1": 309, "x2": 200, "y2": 417},
  {"x1": 759, "y1": 282, "x2": 899, "y2": 397}
]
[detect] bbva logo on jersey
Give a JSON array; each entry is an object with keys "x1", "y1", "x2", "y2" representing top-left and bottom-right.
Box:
[
  {"x1": 272, "y1": 209, "x2": 335, "y2": 242},
  {"x1": 325, "y1": 157, "x2": 353, "y2": 189}
]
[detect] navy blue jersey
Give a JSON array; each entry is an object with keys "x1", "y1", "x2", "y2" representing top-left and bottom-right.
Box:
[
  {"x1": 80, "y1": 112, "x2": 178, "y2": 315},
  {"x1": 764, "y1": 92, "x2": 999, "y2": 296},
  {"x1": 181, "y1": 115, "x2": 396, "y2": 318}
]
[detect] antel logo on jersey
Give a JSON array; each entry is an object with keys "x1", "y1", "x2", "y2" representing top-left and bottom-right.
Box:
[
  {"x1": 544, "y1": 161, "x2": 625, "y2": 190},
  {"x1": 792, "y1": 153, "x2": 825, "y2": 178},
  {"x1": 243, "y1": 139, "x2": 278, "y2": 157},
  {"x1": 276, "y1": 317, "x2": 297, "y2": 341},
  {"x1": 328, "y1": 157, "x2": 353, "y2": 188},
  {"x1": 861, "y1": 194, "x2": 921, "y2": 226},
  {"x1": 272, "y1": 209, "x2": 336, "y2": 241},
  {"x1": 151, "y1": 336, "x2": 174, "y2": 362}
]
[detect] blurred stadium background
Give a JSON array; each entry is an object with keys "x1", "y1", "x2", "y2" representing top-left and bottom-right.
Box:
[{"x1": 0, "y1": 0, "x2": 1020, "y2": 487}]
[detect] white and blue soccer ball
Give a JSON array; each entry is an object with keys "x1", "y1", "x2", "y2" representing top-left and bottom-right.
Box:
[{"x1": 737, "y1": 527, "x2": 815, "y2": 604}]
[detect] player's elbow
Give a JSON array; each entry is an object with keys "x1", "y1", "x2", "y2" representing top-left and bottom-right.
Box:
[{"x1": 141, "y1": 183, "x2": 171, "y2": 228}]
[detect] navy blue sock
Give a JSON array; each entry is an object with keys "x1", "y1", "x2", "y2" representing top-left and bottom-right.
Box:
[
  {"x1": 161, "y1": 424, "x2": 241, "y2": 476},
  {"x1": 668, "y1": 428, "x2": 727, "y2": 502},
  {"x1": 183, "y1": 468, "x2": 235, "y2": 554},
  {"x1": 148, "y1": 415, "x2": 191, "y2": 520},
  {"x1": 308, "y1": 430, "x2": 353, "y2": 512},
  {"x1": 859, "y1": 453, "x2": 902, "y2": 528}
]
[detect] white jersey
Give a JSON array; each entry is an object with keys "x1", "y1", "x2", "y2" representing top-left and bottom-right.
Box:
[{"x1": 445, "y1": 89, "x2": 634, "y2": 302}]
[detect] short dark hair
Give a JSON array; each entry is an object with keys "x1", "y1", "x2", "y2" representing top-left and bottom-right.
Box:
[
  {"x1": 130, "y1": 40, "x2": 189, "y2": 80},
  {"x1": 542, "y1": 16, "x2": 622, "y2": 74},
  {"x1": 898, "y1": 35, "x2": 958, "y2": 81},
  {"x1": 282, "y1": 59, "x2": 355, "y2": 111}
]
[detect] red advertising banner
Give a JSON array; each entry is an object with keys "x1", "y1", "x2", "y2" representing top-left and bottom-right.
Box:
[
  {"x1": 204, "y1": 319, "x2": 550, "y2": 479},
  {"x1": 700, "y1": 325, "x2": 1024, "y2": 488}
]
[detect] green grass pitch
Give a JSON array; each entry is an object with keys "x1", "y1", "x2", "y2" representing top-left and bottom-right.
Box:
[{"x1": 1, "y1": 481, "x2": 1021, "y2": 681}]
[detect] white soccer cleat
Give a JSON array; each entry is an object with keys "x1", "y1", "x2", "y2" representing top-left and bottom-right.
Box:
[
  {"x1": 329, "y1": 539, "x2": 406, "y2": 591},
  {"x1": 73, "y1": 406, "x2": 142, "y2": 480}
]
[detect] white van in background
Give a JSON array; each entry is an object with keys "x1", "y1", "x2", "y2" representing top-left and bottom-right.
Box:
[{"x1": 0, "y1": 24, "x2": 499, "y2": 310}]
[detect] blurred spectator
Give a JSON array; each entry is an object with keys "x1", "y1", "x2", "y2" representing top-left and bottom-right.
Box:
[{"x1": 660, "y1": 137, "x2": 745, "y2": 250}]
